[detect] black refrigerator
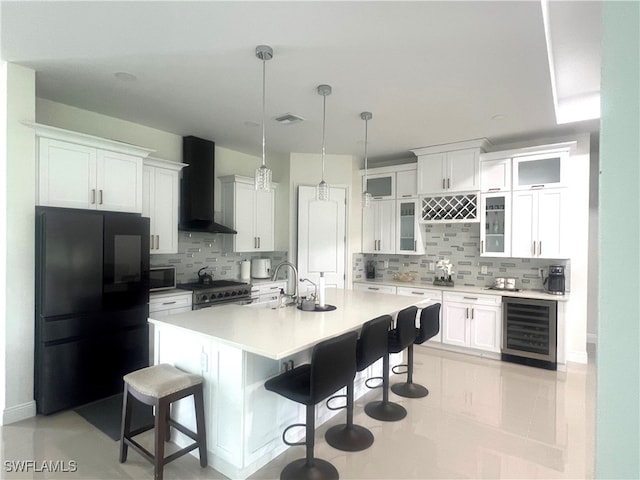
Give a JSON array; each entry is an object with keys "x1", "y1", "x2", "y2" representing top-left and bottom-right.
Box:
[{"x1": 35, "y1": 206, "x2": 150, "y2": 414}]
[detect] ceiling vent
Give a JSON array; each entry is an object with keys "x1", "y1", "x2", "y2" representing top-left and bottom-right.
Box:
[{"x1": 275, "y1": 113, "x2": 305, "y2": 125}]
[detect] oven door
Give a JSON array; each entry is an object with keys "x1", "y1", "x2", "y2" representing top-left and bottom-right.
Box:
[{"x1": 193, "y1": 297, "x2": 253, "y2": 310}]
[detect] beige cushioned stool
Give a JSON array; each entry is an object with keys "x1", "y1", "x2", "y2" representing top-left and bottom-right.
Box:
[{"x1": 119, "y1": 364, "x2": 207, "y2": 480}]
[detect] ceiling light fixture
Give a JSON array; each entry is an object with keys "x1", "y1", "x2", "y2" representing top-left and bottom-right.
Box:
[
  {"x1": 361, "y1": 111, "x2": 373, "y2": 208},
  {"x1": 316, "y1": 84, "x2": 332, "y2": 202},
  {"x1": 254, "y1": 45, "x2": 273, "y2": 191}
]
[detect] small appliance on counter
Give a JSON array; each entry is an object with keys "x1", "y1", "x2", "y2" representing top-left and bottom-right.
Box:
[
  {"x1": 544, "y1": 265, "x2": 566, "y2": 295},
  {"x1": 240, "y1": 259, "x2": 251, "y2": 280},
  {"x1": 365, "y1": 260, "x2": 376, "y2": 279},
  {"x1": 251, "y1": 258, "x2": 271, "y2": 279}
]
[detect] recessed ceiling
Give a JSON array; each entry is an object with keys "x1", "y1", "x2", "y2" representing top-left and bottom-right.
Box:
[{"x1": 0, "y1": 1, "x2": 601, "y2": 164}]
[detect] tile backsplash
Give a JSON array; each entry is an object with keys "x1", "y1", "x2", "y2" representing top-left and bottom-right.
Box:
[
  {"x1": 151, "y1": 231, "x2": 287, "y2": 284},
  {"x1": 353, "y1": 223, "x2": 570, "y2": 291}
]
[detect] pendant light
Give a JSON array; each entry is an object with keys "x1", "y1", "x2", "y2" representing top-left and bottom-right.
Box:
[
  {"x1": 316, "y1": 84, "x2": 332, "y2": 201},
  {"x1": 254, "y1": 45, "x2": 273, "y2": 191},
  {"x1": 361, "y1": 111, "x2": 373, "y2": 208}
]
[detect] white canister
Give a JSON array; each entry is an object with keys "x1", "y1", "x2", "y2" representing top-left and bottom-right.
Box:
[
  {"x1": 494, "y1": 277, "x2": 505, "y2": 289},
  {"x1": 240, "y1": 260, "x2": 251, "y2": 280},
  {"x1": 505, "y1": 278, "x2": 516, "y2": 290}
]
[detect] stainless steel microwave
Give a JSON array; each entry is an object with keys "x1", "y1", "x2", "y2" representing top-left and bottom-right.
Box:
[{"x1": 149, "y1": 266, "x2": 177, "y2": 291}]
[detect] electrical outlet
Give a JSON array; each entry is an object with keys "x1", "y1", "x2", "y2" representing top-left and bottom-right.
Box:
[
  {"x1": 377, "y1": 260, "x2": 389, "y2": 269},
  {"x1": 428, "y1": 262, "x2": 435, "y2": 271},
  {"x1": 481, "y1": 265, "x2": 488, "y2": 275}
]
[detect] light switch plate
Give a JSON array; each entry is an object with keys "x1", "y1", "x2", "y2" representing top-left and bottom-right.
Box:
[
  {"x1": 377, "y1": 260, "x2": 389, "y2": 269},
  {"x1": 481, "y1": 265, "x2": 488, "y2": 274}
]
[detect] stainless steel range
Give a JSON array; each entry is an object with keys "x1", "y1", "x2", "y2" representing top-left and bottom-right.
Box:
[{"x1": 177, "y1": 280, "x2": 253, "y2": 310}]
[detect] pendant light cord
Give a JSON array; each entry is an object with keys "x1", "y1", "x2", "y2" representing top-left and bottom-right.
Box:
[
  {"x1": 261, "y1": 58, "x2": 266, "y2": 168},
  {"x1": 321, "y1": 94, "x2": 327, "y2": 181},
  {"x1": 364, "y1": 116, "x2": 369, "y2": 177}
]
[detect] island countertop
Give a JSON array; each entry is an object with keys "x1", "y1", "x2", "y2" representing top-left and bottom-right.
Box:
[{"x1": 148, "y1": 287, "x2": 430, "y2": 360}]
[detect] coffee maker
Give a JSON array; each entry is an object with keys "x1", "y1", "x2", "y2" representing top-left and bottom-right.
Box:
[
  {"x1": 366, "y1": 260, "x2": 376, "y2": 279},
  {"x1": 545, "y1": 265, "x2": 566, "y2": 295}
]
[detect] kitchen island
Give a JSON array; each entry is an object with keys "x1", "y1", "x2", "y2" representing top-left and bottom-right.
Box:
[{"x1": 149, "y1": 288, "x2": 431, "y2": 480}]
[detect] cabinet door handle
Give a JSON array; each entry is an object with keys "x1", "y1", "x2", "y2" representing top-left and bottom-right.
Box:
[
  {"x1": 471, "y1": 308, "x2": 475, "y2": 320},
  {"x1": 414, "y1": 240, "x2": 417, "y2": 251},
  {"x1": 442, "y1": 178, "x2": 446, "y2": 190},
  {"x1": 99, "y1": 189, "x2": 103, "y2": 205},
  {"x1": 401, "y1": 194, "x2": 412, "y2": 198},
  {"x1": 447, "y1": 178, "x2": 451, "y2": 189},
  {"x1": 531, "y1": 241, "x2": 536, "y2": 256},
  {"x1": 488, "y1": 188, "x2": 501, "y2": 192},
  {"x1": 530, "y1": 184, "x2": 545, "y2": 189},
  {"x1": 258, "y1": 237, "x2": 261, "y2": 248},
  {"x1": 156, "y1": 235, "x2": 160, "y2": 250},
  {"x1": 91, "y1": 189, "x2": 96, "y2": 204},
  {"x1": 466, "y1": 307, "x2": 470, "y2": 318},
  {"x1": 150, "y1": 236, "x2": 154, "y2": 250},
  {"x1": 481, "y1": 240, "x2": 484, "y2": 253},
  {"x1": 538, "y1": 241, "x2": 542, "y2": 256}
]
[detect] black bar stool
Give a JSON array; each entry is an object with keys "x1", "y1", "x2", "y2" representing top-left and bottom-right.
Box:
[
  {"x1": 264, "y1": 330, "x2": 358, "y2": 480},
  {"x1": 391, "y1": 303, "x2": 441, "y2": 398},
  {"x1": 324, "y1": 316, "x2": 396, "y2": 451},
  {"x1": 119, "y1": 364, "x2": 207, "y2": 480},
  {"x1": 356, "y1": 314, "x2": 408, "y2": 422}
]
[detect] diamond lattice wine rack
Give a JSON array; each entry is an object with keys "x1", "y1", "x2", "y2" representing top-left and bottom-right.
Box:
[{"x1": 421, "y1": 194, "x2": 478, "y2": 222}]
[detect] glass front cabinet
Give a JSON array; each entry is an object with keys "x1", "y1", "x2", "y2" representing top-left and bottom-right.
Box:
[
  {"x1": 480, "y1": 192, "x2": 511, "y2": 257},
  {"x1": 396, "y1": 199, "x2": 425, "y2": 255}
]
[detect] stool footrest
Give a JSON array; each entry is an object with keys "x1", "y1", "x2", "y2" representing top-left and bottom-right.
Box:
[
  {"x1": 282, "y1": 423, "x2": 307, "y2": 447},
  {"x1": 365, "y1": 376, "x2": 383, "y2": 389},
  {"x1": 127, "y1": 424, "x2": 154, "y2": 438},
  {"x1": 326, "y1": 394, "x2": 347, "y2": 411},
  {"x1": 392, "y1": 363, "x2": 408, "y2": 375}
]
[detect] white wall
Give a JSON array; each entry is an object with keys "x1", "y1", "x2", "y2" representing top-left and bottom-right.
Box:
[
  {"x1": 3, "y1": 63, "x2": 36, "y2": 424},
  {"x1": 37, "y1": 98, "x2": 182, "y2": 161},
  {"x1": 0, "y1": 62, "x2": 7, "y2": 419}
]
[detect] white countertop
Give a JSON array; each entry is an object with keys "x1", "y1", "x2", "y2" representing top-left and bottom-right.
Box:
[
  {"x1": 149, "y1": 288, "x2": 432, "y2": 360},
  {"x1": 354, "y1": 279, "x2": 569, "y2": 302}
]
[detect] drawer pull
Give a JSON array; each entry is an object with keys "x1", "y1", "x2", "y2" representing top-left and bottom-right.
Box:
[
  {"x1": 463, "y1": 296, "x2": 478, "y2": 301},
  {"x1": 488, "y1": 188, "x2": 501, "y2": 192},
  {"x1": 411, "y1": 291, "x2": 425, "y2": 295},
  {"x1": 162, "y1": 301, "x2": 177, "y2": 305},
  {"x1": 368, "y1": 287, "x2": 380, "y2": 291}
]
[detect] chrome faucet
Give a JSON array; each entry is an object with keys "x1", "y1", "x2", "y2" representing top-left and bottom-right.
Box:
[{"x1": 271, "y1": 261, "x2": 299, "y2": 301}]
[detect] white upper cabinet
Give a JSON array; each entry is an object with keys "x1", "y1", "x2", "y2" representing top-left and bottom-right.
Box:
[
  {"x1": 416, "y1": 149, "x2": 480, "y2": 194},
  {"x1": 480, "y1": 157, "x2": 511, "y2": 192},
  {"x1": 35, "y1": 124, "x2": 153, "y2": 214},
  {"x1": 220, "y1": 175, "x2": 277, "y2": 253},
  {"x1": 512, "y1": 151, "x2": 568, "y2": 190},
  {"x1": 362, "y1": 199, "x2": 396, "y2": 254},
  {"x1": 396, "y1": 169, "x2": 418, "y2": 198},
  {"x1": 142, "y1": 157, "x2": 186, "y2": 254},
  {"x1": 363, "y1": 172, "x2": 395, "y2": 200},
  {"x1": 396, "y1": 198, "x2": 424, "y2": 255},
  {"x1": 511, "y1": 188, "x2": 567, "y2": 259},
  {"x1": 480, "y1": 192, "x2": 511, "y2": 257}
]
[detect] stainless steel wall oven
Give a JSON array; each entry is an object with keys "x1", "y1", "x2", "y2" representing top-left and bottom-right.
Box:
[{"x1": 501, "y1": 297, "x2": 557, "y2": 370}]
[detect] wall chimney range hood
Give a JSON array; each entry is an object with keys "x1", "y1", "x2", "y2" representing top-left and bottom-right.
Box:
[{"x1": 179, "y1": 136, "x2": 237, "y2": 234}]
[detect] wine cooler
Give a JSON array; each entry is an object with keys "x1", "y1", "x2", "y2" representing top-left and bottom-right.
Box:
[{"x1": 501, "y1": 297, "x2": 557, "y2": 370}]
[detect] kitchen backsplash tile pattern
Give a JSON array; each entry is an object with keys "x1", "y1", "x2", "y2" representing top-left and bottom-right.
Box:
[
  {"x1": 151, "y1": 231, "x2": 287, "y2": 284},
  {"x1": 354, "y1": 223, "x2": 570, "y2": 291}
]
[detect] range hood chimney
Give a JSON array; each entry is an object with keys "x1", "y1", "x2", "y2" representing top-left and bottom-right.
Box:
[{"x1": 179, "y1": 136, "x2": 237, "y2": 234}]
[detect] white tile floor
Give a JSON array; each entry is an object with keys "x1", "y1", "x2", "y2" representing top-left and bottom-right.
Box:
[{"x1": 1, "y1": 346, "x2": 595, "y2": 480}]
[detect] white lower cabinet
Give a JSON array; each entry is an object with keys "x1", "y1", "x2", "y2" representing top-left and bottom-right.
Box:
[
  {"x1": 250, "y1": 281, "x2": 287, "y2": 304},
  {"x1": 149, "y1": 291, "x2": 192, "y2": 317},
  {"x1": 441, "y1": 292, "x2": 502, "y2": 353},
  {"x1": 396, "y1": 286, "x2": 442, "y2": 343},
  {"x1": 353, "y1": 283, "x2": 397, "y2": 295}
]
